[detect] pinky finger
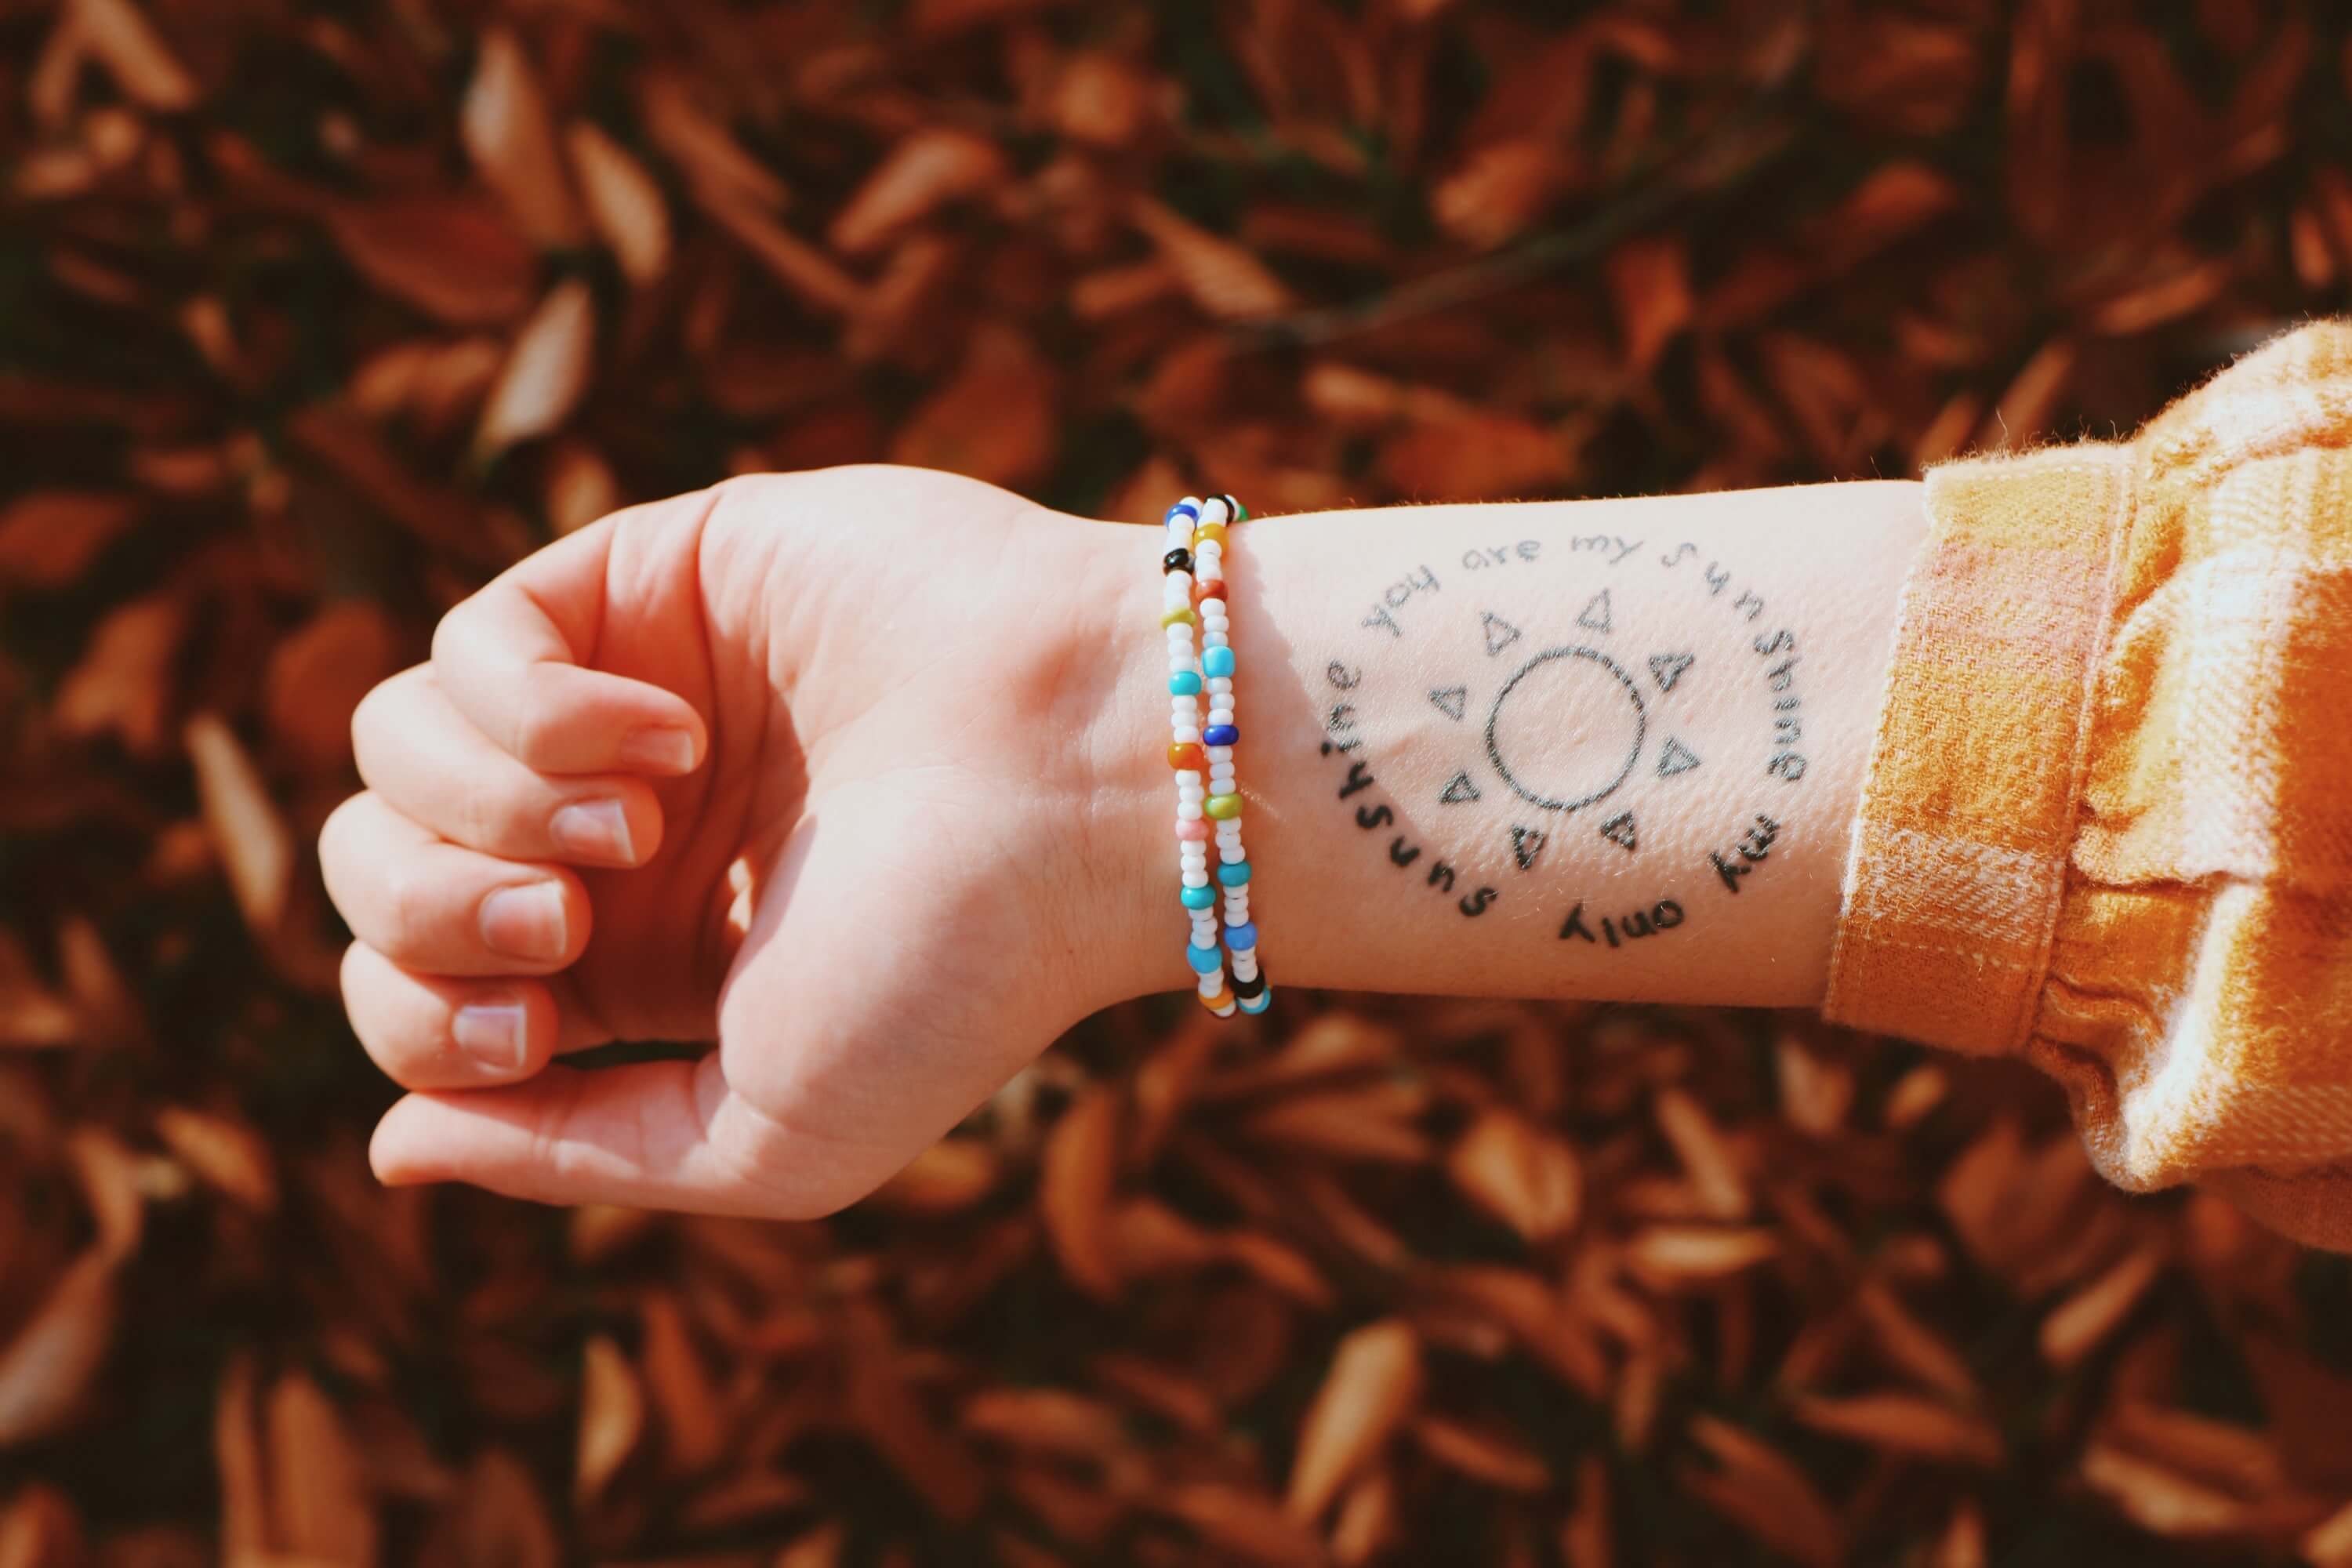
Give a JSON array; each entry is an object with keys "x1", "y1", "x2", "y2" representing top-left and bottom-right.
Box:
[{"x1": 342, "y1": 942, "x2": 560, "y2": 1091}]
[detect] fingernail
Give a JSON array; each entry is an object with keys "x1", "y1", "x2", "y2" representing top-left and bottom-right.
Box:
[
  {"x1": 550, "y1": 797, "x2": 635, "y2": 863},
  {"x1": 480, "y1": 883, "x2": 568, "y2": 963},
  {"x1": 619, "y1": 726, "x2": 696, "y2": 773},
  {"x1": 452, "y1": 999, "x2": 528, "y2": 1071}
]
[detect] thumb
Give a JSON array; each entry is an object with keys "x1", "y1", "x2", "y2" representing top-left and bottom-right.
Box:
[{"x1": 431, "y1": 497, "x2": 713, "y2": 777}]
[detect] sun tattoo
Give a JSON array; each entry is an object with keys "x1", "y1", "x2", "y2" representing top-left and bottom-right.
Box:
[{"x1": 1319, "y1": 532, "x2": 1810, "y2": 953}]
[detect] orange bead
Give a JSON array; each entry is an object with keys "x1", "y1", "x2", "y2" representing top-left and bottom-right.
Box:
[
  {"x1": 1199, "y1": 989, "x2": 1235, "y2": 1014},
  {"x1": 1167, "y1": 742, "x2": 1207, "y2": 771}
]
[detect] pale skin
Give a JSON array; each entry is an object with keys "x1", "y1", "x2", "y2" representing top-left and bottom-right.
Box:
[{"x1": 320, "y1": 466, "x2": 1924, "y2": 1217}]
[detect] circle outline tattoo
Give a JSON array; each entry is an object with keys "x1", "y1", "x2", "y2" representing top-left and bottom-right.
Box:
[{"x1": 1484, "y1": 646, "x2": 1646, "y2": 812}]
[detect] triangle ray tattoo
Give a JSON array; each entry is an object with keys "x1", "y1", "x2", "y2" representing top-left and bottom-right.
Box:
[
  {"x1": 1510, "y1": 825, "x2": 1547, "y2": 870},
  {"x1": 1649, "y1": 652, "x2": 1693, "y2": 692},
  {"x1": 1657, "y1": 737, "x2": 1701, "y2": 777},
  {"x1": 1599, "y1": 810, "x2": 1637, "y2": 852},
  {"x1": 1577, "y1": 588, "x2": 1613, "y2": 633},
  {"x1": 1429, "y1": 685, "x2": 1468, "y2": 721},
  {"x1": 1440, "y1": 771, "x2": 1482, "y2": 804},
  {"x1": 1481, "y1": 612, "x2": 1522, "y2": 658}
]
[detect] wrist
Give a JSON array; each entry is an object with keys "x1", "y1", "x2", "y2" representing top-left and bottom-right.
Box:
[{"x1": 1061, "y1": 518, "x2": 1176, "y2": 1011}]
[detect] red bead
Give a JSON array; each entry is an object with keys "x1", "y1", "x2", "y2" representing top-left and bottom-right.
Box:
[{"x1": 1167, "y1": 742, "x2": 1207, "y2": 771}]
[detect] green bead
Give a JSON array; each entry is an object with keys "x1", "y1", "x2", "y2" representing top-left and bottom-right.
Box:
[{"x1": 1205, "y1": 793, "x2": 1243, "y2": 820}]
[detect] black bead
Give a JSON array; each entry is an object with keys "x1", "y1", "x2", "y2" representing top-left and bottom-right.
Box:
[
  {"x1": 1163, "y1": 548, "x2": 1193, "y2": 574},
  {"x1": 1230, "y1": 969, "x2": 1266, "y2": 1000},
  {"x1": 1218, "y1": 493, "x2": 1242, "y2": 522}
]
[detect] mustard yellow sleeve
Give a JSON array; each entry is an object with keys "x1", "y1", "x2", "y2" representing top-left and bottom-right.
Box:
[{"x1": 1824, "y1": 320, "x2": 2352, "y2": 1248}]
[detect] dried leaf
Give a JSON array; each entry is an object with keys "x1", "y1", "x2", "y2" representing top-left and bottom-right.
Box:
[
  {"x1": 461, "y1": 30, "x2": 586, "y2": 249},
  {"x1": 1038, "y1": 1082, "x2": 1122, "y2": 1299},
  {"x1": 574, "y1": 1335, "x2": 643, "y2": 1504},
  {"x1": 1131, "y1": 198, "x2": 1294, "y2": 321},
  {"x1": 1287, "y1": 1319, "x2": 1421, "y2": 1520},
  {"x1": 639, "y1": 1294, "x2": 725, "y2": 1474},
  {"x1": 2042, "y1": 1243, "x2": 2167, "y2": 1369},
  {"x1": 0, "y1": 491, "x2": 140, "y2": 589},
  {"x1": 327, "y1": 196, "x2": 539, "y2": 326},
  {"x1": 0, "y1": 1254, "x2": 114, "y2": 1445},
  {"x1": 829, "y1": 129, "x2": 1007, "y2": 255},
  {"x1": 263, "y1": 601, "x2": 401, "y2": 771},
  {"x1": 183, "y1": 713, "x2": 292, "y2": 938},
  {"x1": 566, "y1": 122, "x2": 671, "y2": 285},
  {"x1": 1446, "y1": 1109, "x2": 1581, "y2": 1241},
  {"x1": 72, "y1": 0, "x2": 197, "y2": 111},
  {"x1": 265, "y1": 1372, "x2": 376, "y2": 1566},
  {"x1": 154, "y1": 1106, "x2": 278, "y2": 1211},
  {"x1": 889, "y1": 325, "x2": 1057, "y2": 488},
  {"x1": 1624, "y1": 1226, "x2": 1777, "y2": 1290},
  {"x1": 1787, "y1": 1390, "x2": 2002, "y2": 1465},
  {"x1": 476, "y1": 279, "x2": 597, "y2": 458}
]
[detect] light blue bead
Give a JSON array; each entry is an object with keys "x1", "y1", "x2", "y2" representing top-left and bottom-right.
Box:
[
  {"x1": 1186, "y1": 943, "x2": 1223, "y2": 975},
  {"x1": 1225, "y1": 920, "x2": 1258, "y2": 952},
  {"x1": 1203, "y1": 646, "x2": 1236, "y2": 677},
  {"x1": 1180, "y1": 885, "x2": 1215, "y2": 909},
  {"x1": 1238, "y1": 989, "x2": 1272, "y2": 1014},
  {"x1": 1217, "y1": 860, "x2": 1251, "y2": 887},
  {"x1": 1169, "y1": 670, "x2": 1202, "y2": 696}
]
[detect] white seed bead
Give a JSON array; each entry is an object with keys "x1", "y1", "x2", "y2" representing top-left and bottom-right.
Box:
[
  {"x1": 1232, "y1": 952, "x2": 1259, "y2": 981},
  {"x1": 1181, "y1": 869, "x2": 1208, "y2": 888},
  {"x1": 1207, "y1": 707, "x2": 1235, "y2": 725},
  {"x1": 1206, "y1": 679, "x2": 1233, "y2": 697},
  {"x1": 1196, "y1": 973, "x2": 1225, "y2": 998},
  {"x1": 1178, "y1": 788, "x2": 1206, "y2": 806},
  {"x1": 1218, "y1": 845, "x2": 1247, "y2": 864},
  {"x1": 1199, "y1": 496, "x2": 1230, "y2": 524},
  {"x1": 1203, "y1": 630, "x2": 1229, "y2": 649},
  {"x1": 1215, "y1": 818, "x2": 1243, "y2": 837},
  {"x1": 1209, "y1": 765, "x2": 1236, "y2": 787},
  {"x1": 1199, "y1": 593, "x2": 1226, "y2": 612},
  {"x1": 1174, "y1": 770, "x2": 1202, "y2": 786},
  {"x1": 1177, "y1": 801, "x2": 1203, "y2": 819},
  {"x1": 1173, "y1": 726, "x2": 1201, "y2": 742}
]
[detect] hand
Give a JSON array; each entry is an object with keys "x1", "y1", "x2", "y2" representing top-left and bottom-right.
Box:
[{"x1": 321, "y1": 466, "x2": 1156, "y2": 1216}]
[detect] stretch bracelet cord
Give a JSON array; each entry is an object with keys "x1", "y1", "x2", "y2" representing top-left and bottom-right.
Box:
[{"x1": 1160, "y1": 494, "x2": 1269, "y2": 1018}]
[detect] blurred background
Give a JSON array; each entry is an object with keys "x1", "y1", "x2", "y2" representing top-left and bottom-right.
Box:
[{"x1": 4, "y1": 0, "x2": 2352, "y2": 1563}]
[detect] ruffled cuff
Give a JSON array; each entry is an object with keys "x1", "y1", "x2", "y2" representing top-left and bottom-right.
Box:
[{"x1": 1823, "y1": 445, "x2": 2136, "y2": 1055}]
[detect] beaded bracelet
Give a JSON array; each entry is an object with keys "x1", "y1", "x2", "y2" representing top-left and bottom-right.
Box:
[{"x1": 1162, "y1": 494, "x2": 1270, "y2": 1018}]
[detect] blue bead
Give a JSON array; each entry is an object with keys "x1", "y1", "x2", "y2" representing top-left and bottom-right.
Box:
[
  {"x1": 1203, "y1": 724, "x2": 1240, "y2": 746},
  {"x1": 1168, "y1": 670, "x2": 1202, "y2": 696},
  {"x1": 1202, "y1": 646, "x2": 1235, "y2": 677},
  {"x1": 1165, "y1": 502, "x2": 1199, "y2": 524},
  {"x1": 1225, "y1": 921, "x2": 1258, "y2": 952},
  {"x1": 1186, "y1": 943, "x2": 1223, "y2": 975},
  {"x1": 1238, "y1": 989, "x2": 1272, "y2": 1014},
  {"x1": 1217, "y1": 860, "x2": 1251, "y2": 887},
  {"x1": 1180, "y1": 885, "x2": 1215, "y2": 909}
]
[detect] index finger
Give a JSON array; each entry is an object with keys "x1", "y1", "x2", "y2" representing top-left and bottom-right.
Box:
[{"x1": 431, "y1": 506, "x2": 710, "y2": 775}]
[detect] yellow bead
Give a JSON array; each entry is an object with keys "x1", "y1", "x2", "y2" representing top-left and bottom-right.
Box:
[
  {"x1": 1204, "y1": 793, "x2": 1243, "y2": 819},
  {"x1": 1193, "y1": 520, "x2": 1227, "y2": 546},
  {"x1": 1160, "y1": 605, "x2": 1196, "y2": 628}
]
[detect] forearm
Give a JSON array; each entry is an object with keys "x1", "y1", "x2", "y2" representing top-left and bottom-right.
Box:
[{"x1": 1079, "y1": 482, "x2": 1926, "y2": 1010}]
